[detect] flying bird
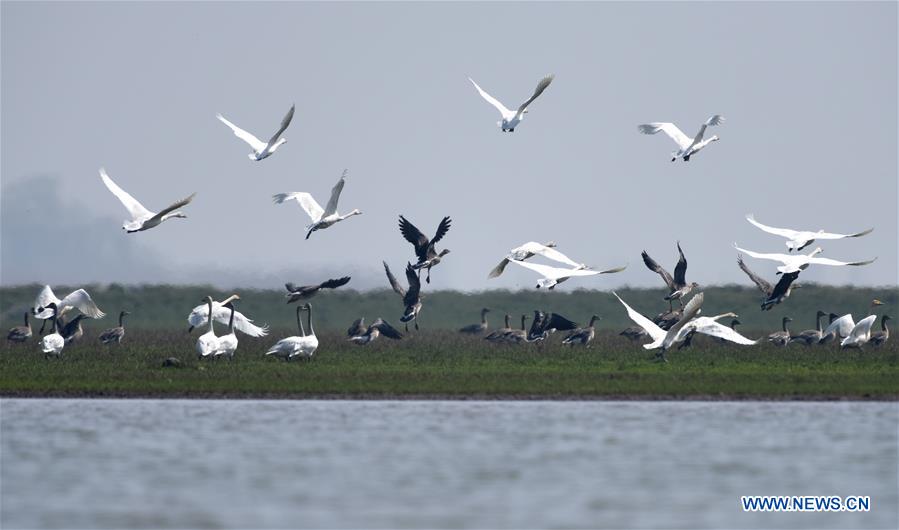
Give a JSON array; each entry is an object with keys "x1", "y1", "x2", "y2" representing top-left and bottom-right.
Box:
[
  {"x1": 399, "y1": 215, "x2": 451, "y2": 284},
  {"x1": 488, "y1": 241, "x2": 581, "y2": 279},
  {"x1": 642, "y1": 242, "x2": 698, "y2": 305},
  {"x1": 284, "y1": 276, "x2": 351, "y2": 303},
  {"x1": 99, "y1": 169, "x2": 195, "y2": 233},
  {"x1": 33, "y1": 285, "x2": 105, "y2": 321},
  {"x1": 186, "y1": 294, "x2": 268, "y2": 337},
  {"x1": 734, "y1": 244, "x2": 877, "y2": 274},
  {"x1": 638, "y1": 115, "x2": 725, "y2": 161},
  {"x1": 384, "y1": 261, "x2": 422, "y2": 331},
  {"x1": 737, "y1": 255, "x2": 801, "y2": 310},
  {"x1": 613, "y1": 292, "x2": 705, "y2": 361},
  {"x1": 468, "y1": 75, "x2": 554, "y2": 132},
  {"x1": 508, "y1": 260, "x2": 626, "y2": 290},
  {"x1": 529, "y1": 310, "x2": 579, "y2": 341},
  {"x1": 217, "y1": 104, "x2": 295, "y2": 161},
  {"x1": 677, "y1": 312, "x2": 756, "y2": 347},
  {"x1": 348, "y1": 318, "x2": 404, "y2": 345},
  {"x1": 273, "y1": 170, "x2": 362, "y2": 239},
  {"x1": 745, "y1": 214, "x2": 873, "y2": 252}
]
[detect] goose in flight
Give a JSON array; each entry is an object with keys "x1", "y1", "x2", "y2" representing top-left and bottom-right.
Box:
[
  {"x1": 7, "y1": 312, "x2": 32, "y2": 344},
  {"x1": 529, "y1": 310, "x2": 579, "y2": 341},
  {"x1": 468, "y1": 75, "x2": 554, "y2": 132},
  {"x1": 638, "y1": 115, "x2": 724, "y2": 162},
  {"x1": 348, "y1": 318, "x2": 404, "y2": 345},
  {"x1": 613, "y1": 292, "x2": 705, "y2": 361},
  {"x1": 870, "y1": 315, "x2": 891, "y2": 346},
  {"x1": 99, "y1": 169, "x2": 195, "y2": 233},
  {"x1": 347, "y1": 317, "x2": 366, "y2": 338},
  {"x1": 186, "y1": 294, "x2": 268, "y2": 337},
  {"x1": 273, "y1": 170, "x2": 362, "y2": 239},
  {"x1": 217, "y1": 104, "x2": 295, "y2": 161},
  {"x1": 734, "y1": 244, "x2": 877, "y2": 274},
  {"x1": 266, "y1": 305, "x2": 319, "y2": 360},
  {"x1": 39, "y1": 303, "x2": 65, "y2": 358},
  {"x1": 562, "y1": 315, "x2": 601, "y2": 347},
  {"x1": 384, "y1": 261, "x2": 422, "y2": 330},
  {"x1": 745, "y1": 214, "x2": 873, "y2": 252},
  {"x1": 98, "y1": 311, "x2": 130, "y2": 345},
  {"x1": 33, "y1": 285, "x2": 105, "y2": 321},
  {"x1": 767, "y1": 317, "x2": 793, "y2": 347},
  {"x1": 488, "y1": 241, "x2": 582, "y2": 279},
  {"x1": 399, "y1": 215, "x2": 451, "y2": 284},
  {"x1": 508, "y1": 260, "x2": 626, "y2": 290},
  {"x1": 642, "y1": 242, "x2": 698, "y2": 305},
  {"x1": 459, "y1": 308, "x2": 491, "y2": 334},
  {"x1": 284, "y1": 276, "x2": 351, "y2": 303},
  {"x1": 195, "y1": 296, "x2": 219, "y2": 359},
  {"x1": 840, "y1": 315, "x2": 879, "y2": 349},
  {"x1": 737, "y1": 255, "x2": 802, "y2": 310}
]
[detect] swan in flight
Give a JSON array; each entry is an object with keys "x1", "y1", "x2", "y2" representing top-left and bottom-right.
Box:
[
  {"x1": 745, "y1": 214, "x2": 873, "y2": 252},
  {"x1": 7, "y1": 313, "x2": 32, "y2": 344},
  {"x1": 642, "y1": 242, "x2": 699, "y2": 304},
  {"x1": 98, "y1": 311, "x2": 130, "y2": 345},
  {"x1": 195, "y1": 296, "x2": 219, "y2": 359},
  {"x1": 99, "y1": 169, "x2": 195, "y2": 233},
  {"x1": 33, "y1": 285, "x2": 105, "y2": 321},
  {"x1": 384, "y1": 261, "x2": 422, "y2": 331},
  {"x1": 468, "y1": 75, "x2": 554, "y2": 132},
  {"x1": 399, "y1": 215, "x2": 452, "y2": 283},
  {"x1": 186, "y1": 294, "x2": 268, "y2": 337},
  {"x1": 678, "y1": 312, "x2": 757, "y2": 346},
  {"x1": 638, "y1": 115, "x2": 724, "y2": 162},
  {"x1": 840, "y1": 315, "x2": 878, "y2": 349},
  {"x1": 348, "y1": 318, "x2": 404, "y2": 345},
  {"x1": 266, "y1": 305, "x2": 318, "y2": 360},
  {"x1": 273, "y1": 170, "x2": 362, "y2": 239},
  {"x1": 509, "y1": 260, "x2": 626, "y2": 290},
  {"x1": 39, "y1": 303, "x2": 65, "y2": 358},
  {"x1": 217, "y1": 104, "x2": 295, "y2": 161},
  {"x1": 459, "y1": 308, "x2": 491, "y2": 334},
  {"x1": 737, "y1": 255, "x2": 802, "y2": 310},
  {"x1": 613, "y1": 292, "x2": 704, "y2": 361},
  {"x1": 488, "y1": 241, "x2": 582, "y2": 279},
  {"x1": 734, "y1": 244, "x2": 877, "y2": 274},
  {"x1": 284, "y1": 276, "x2": 351, "y2": 303}
]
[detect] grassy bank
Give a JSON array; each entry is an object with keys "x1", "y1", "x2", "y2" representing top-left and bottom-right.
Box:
[{"x1": 2, "y1": 330, "x2": 897, "y2": 399}]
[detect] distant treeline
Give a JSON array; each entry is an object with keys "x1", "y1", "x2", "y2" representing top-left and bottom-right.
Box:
[{"x1": 1, "y1": 283, "x2": 896, "y2": 333}]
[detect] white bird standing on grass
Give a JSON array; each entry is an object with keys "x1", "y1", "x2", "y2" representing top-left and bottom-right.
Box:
[
  {"x1": 469, "y1": 75, "x2": 554, "y2": 132},
  {"x1": 186, "y1": 294, "x2": 268, "y2": 337},
  {"x1": 488, "y1": 241, "x2": 581, "y2": 279},
  {"x1": 265, "y1": 304, "x2": 319, "y2": 360},
  {"x1": 39, "y1": 303, "x2": 65, "y2": 358},
  {"x1": 509, "y1": 260, "x2": 627, "y2": 290},
  {"x1": 734, "y1": 244, "x2": 877, "y2": 274},
  {"x1": 217, "y1": 104, "x2": 295, "y2": 161},
  {"x1": 215, "y1": 303, "x2": 239, "y2": 360},
  {"x1": 273, "y1": 170, "x2": 362, "y2": 239},
  {"x1": 195, "y1": 296, "x2": 219, "y2": 359},
  {"x1": 638, "y1": 115, "x2": 725, "y2": 161},
  {"x1": 745, "y1": 214, "x2": 873, "y2": 252},
  {"x1": 99, "y1": 169, "x2": 195, "y2": 233}
]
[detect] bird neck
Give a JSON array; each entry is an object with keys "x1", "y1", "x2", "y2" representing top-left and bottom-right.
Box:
[
  {"x1": 206, "y1": 300, "x2": 215, "y2": 333},
  {"x1": 306, "y1": 305, "x2": 315, "y2": 336}
]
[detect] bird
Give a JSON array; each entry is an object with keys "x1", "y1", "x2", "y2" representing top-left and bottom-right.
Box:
[
  {"x1": 870, "y1": 315, "x2": 891, "y2": 346},
  {"x1": 32, "y1": 285, "x2": 105, "y2": 322},
  {"x1": 642, "y1": 242, "x2": 698, "y2": 306},
  {"x1": 284, "y1": 276, "x2": 351, "y2": 303},
  {"x1": 613, "y1": 292, "x2": 705, "y2": 361},
  {"x1": 195, "y1": 296, "x2": 219, "y2": 359},
  {"x1": 562, "y1": 315, "x2": 601, "y2": 347},
  {"x1": 398, "y1": 215, "x2": 451, "y2": 284},
  {"x1": 734, "y1": 244, "x2": 877, "y2": 274},
  {"x1": 767, "y1": 317, "x2": 793, "y2": 347},
  {"x1": 745, "y1": 214, "x2": 874, "y2": 252},
  {"x1": 7, "y1": 312, "x2": 32, "y2": 344},
  {"x1": 459, "y1": 308, "x2": 491, "y2": 334},
  {"x1": 187, "y1": 295, "x2": 268, "y2": 337},
  {"x1": 638, "y1": 115, "x2": 725, "y2": 162},
  {"x1": 98, "y1": 311, "x2": 130, "y2": 345},
  {"x1": 266, "y1": 305, "x2": 318, "y2": 360},
  {"x1": 384, "y1": 261, "x2": 422, "y2": 331},
  {"x1": 619, "y1": 326, "x2": 649, "y2": 342},
  {"x1": 468, "y1": 75, "x2": 554, "y2": 132},
  {"x1": 652, "y1": 307, "x2": 683, "y2": 330},
  {"x1": 528, "y1": 310, "x2": 579, "y2": 342},
  {"x1": 789, "y1": 311, "x2": 827, "y2": 345},
  {"x1": 39, "y1": 303, "x2": 65, "y2": 358},
  {"x1": 677, "y1": 313, "x2": 756, "y2": 346},
  {"x1": 59, "y1": 314, "x2": 87, "y2": 344},
  {"x1": 348, "y1": 318, "x2": 404, "y2": 345},
  {"x1": 738, "y1": 255, "x2": 802, "y2": 310},
  {"x1": 488, "y1": 241, "x2": 580, "y2": 279},
  {"x1": 99, "y1": 169, "x2": 195, "y2": 233},
  {"x1": 821, "y1": 300, "x2": 886, "y2": 345},
  {"x1": 713, "y1": 319, "x2": 743, "y2": 344},
  {"x1": 508, "y1": 260, "x2": 626, "y2": 290},
  {"x1": 217, "y1": 104, "x2": 295, "y2": 161},
  {"x1": 347, "y1": 317, "x2": 367, "y2": 338},
  {"x1": 273, "y1": 170, "x2": 362, "y2": 239},
  {"x1": 484, "y1": 314, "x2": 513, "y2": 343},
  {"x1": 499, "y1": 315, "x2": 531, "y2": 344},
  {"x1": 840, "y1": 315, "x2": 879, "y2": 349},
  {"x1": 215, "y1": 302, "x2": 239, "y2": 360},
  {"x1": 290, "y1": 303, "x2": 318, "y2": 359}
]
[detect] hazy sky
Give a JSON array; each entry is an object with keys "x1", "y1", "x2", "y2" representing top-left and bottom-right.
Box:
[{"x1": 2, "y1": 1, "x2": 896, "y2": 290}]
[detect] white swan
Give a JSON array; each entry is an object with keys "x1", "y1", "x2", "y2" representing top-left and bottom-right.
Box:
[
  {"x1": 821, "y1": 300, "x2": 885, "y2": 344},
  {"x1": 273, "y1": 169, "x2": 362, "y2": 239},
  {"x1": 638, "y1": 115, "x2": 724, "y2": 161},
  {"x1": 508, "y1": 259, "x2": 626, "y2": 290},
  {"x1": 613, "y1": 292, "x2": 704, "y2": 359},
  {"x1": 215, "y1": 303, "x2": 238, "y2": 360},
  {"x1": 469, "y1": 75, "x2": 554, "y2": 132},
  {"x1": 266, "y1": 304, "x2": 319, "y2": 360},
  {"x1": 99, "y1": 169, "x2": 195, "y2": 233},
  {"x1": 217, "y1": 104, "x2": 294, "y2": 161},
  {"x1": 745, "y1": 214, "x2": 873, "y2": 252},
  {"x1": 39, "y1": 303, "x2": 65, "y2": 358},
  {"x1": 840, "y1": 315, "x2": 878, "y2": 349},
  {"x1": 187, "y1": 294, "x2": 268, "y2": 337},
  {"x1": 195, "y1": 296, "x2": 219, "y2": 359},
  {"x1": 734, "y1": 243, "x2": 877, "y2": 274},
  {"x1": 676, "y1": 312, "x2": 757, "y2": 346},
  {"x1": 488, "y1": 241, "x2": 581, "y2": 279},
  {"x1": 32, "y1": 285, "x2": 105, "y2": 320}
]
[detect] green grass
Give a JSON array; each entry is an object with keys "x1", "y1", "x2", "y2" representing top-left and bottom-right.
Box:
[{"x1": 2, "y1": 329, "x2": 897, "y2": 399}]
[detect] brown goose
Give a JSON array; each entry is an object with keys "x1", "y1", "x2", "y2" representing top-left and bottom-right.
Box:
[
  {"x1": 459, "y1": 308, "x2": 490, "y2": 334},
  {"x1": 485, "y1": 314, "x2": 512, "y2": 343},
  {"x1": 790, "y1": 311, "x2": 826, "y2": 346},
  {"x1": 642, "y1": 242, "x2": 698, "y2": 306},
  {"x1": 767, "y1": 317, "x2": 793, "y2": 347},
  {"x1": 348, "y1": 318, "x2": 404, "y2": 345},
  {"x1": 285, "y1": 276, "x2": 351, "y2": 303},
  {"x1": 7, "y1": 312, "x2": 32, "y2": 344},
  {"x1": 347, "y1": 317, "x2": 366, "y2": 338},
  {"x1": 501, "y1": 315, "x2": 531, "y2": 344},
  {"x1": 562, "y1": 315, "x2": 601, "y2": 347},
  {"x1": 60, "y1": 314, "x2": 88, "y2": 344},
  {"x1": 870, "y1": 315, "x2": 891, "y2": 347},
  {"x1": 399, "y1": 215, "x2": 451, "y2": 283},
  {"x1": 99, "y1": 311, "x2": 131, "y2": 345},
  {"x1": 384, "y1": 261, "x2": 422, "y2": 331}
]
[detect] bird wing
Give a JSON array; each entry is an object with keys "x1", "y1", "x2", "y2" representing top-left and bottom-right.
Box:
[
  {"x1": 641, "y1": 251, "x2": 675, "y2": 290},
  {"x1": 691, "y1": 320, "x2": 756, "y2": 345},
  {"x1": 211, "y1": 305, "x2": 268, "y2": 337},
  {"x1": 404, "y1": 262, "x2": 421, "y2": 302},
  {"x1": 216, "y1": 113, "x2": 267, "y2": 152},
  {"x1": 807, "y1": 256, "x2": 877, "y2": 268},
  {"x1": 823, "y1": 314, "x2": 855, "y2": 338},
  {"x1": 612, "y1": 292, "x2": 665, "y2": 343},
  {"x1": 596, "y1": 265, "x2": 628, "y2": 274},
  {"x1": 148, "y1": 192, "x2": 196, "y2": 222},
  {"x1": 383, "y1": 261, "x2": 406, "y2": 297},
  {"x1": 323, "y1": 170, "x2": 347, "y2": 217},
  {"x1": 733, "y1": 244, "x2": 791, "y2": 265},
  {"x1": 509, "y1": 259, "x2": 595, "y2": 280},
  {"x1": 842, "y1": 315, "x2": 877, "y2": 346},
  {"x1": 515, "y1": 75, "x2": 554, "y2": 115},
  {"x1": 468, "y1": 77, "x2": 512, "y2": 117},
  {"x1": 673, "y1": 242, "x2": 688, "y2": 286},
  {"x1": 267, "y1": 104, "x2": 295, "y2": 145},
  {"x1": 814, "y1": 227, "x2": 875, "y2": 240},
  {"x1": 99, "y1": 169, "x2": 153, "y2": 221},
  {"x1": 637, "y1": 122, "x2": 692, "y2": 150},
  {"x1": 769, "y1": 271, "x2": 800, "y2": 299},
  {"x1": 487, "y1": 258, "x2": 511, "y2": 279},
  {"x1": 33, "y1": 285, "x2": 59, "y2": 316},
  {"x1": 273, "y1": 192, "x2": 324, "y2": 222},
  {"x1": 664, "y1": 293, "x2": 704, "y2": 346},
  {"x1": 430, "y1": 216, "x2": 452, "y2": 246},
  {"x1": 530, "y1": 245, "x2": 582, "y2": 268},
  {"x1": 374, "y1": 319, "x2": 404, "y2": 340},
  {"x1": 692, "y1": 115, "x2": 725, "y2": 143},
  {"x1": 59, "y1": 289, "x2": 105, "y2": 318},
  {"x1": 745, "y1": 214, "x2": 801, "y2": 239},
  {"x1": 319, "y1": 276, "x2": 351, "y2": 290},
  {"x1": 737, "y1": 255, "x2": 773, "y2": 294},
  {"x1": 398, "y1": 216, "x2": 429, "y2": 249},
  {"x1": 546, "y1": 313, "x2": 579, "y2": 331}
]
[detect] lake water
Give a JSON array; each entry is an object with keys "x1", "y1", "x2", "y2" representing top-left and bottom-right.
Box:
[{"x1": 1, "y1": 399, "x2": 896, "y2": 529}]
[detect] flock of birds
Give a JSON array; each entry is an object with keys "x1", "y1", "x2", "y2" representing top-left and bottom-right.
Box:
[{"x1": 4, "y1": 75, "x2": 891, "y2": 362}]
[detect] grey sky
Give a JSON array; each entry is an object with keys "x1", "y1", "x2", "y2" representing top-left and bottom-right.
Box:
[{"x1": 2, "y1": 1, "x2": 896, "y2": 290}]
